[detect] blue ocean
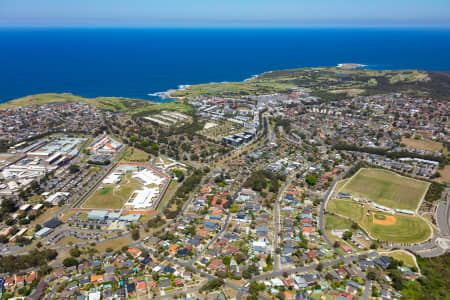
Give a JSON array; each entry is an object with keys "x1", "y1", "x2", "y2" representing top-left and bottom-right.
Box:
[{"x1": 1, "y1": 28, "x2": 450, "y2": 103}]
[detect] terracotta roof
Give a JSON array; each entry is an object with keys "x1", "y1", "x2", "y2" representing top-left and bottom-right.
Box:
[{"x1": 91, "y1": 275, "x2": 104, "y2": 283}]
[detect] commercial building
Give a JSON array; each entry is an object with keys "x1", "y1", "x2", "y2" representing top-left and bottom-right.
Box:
[
  {"x1": 87, "y1": 210, "x2": 109, "y2": 221},
  {"x1": 35, "y1": 227, "x2": 53, "y2": 238},
  {"x1": 89, "y1": 136, "x2": 122, "y2": 153},
  {"x1": 222, "y1": 131, "x2": 256, "y2": 147}
]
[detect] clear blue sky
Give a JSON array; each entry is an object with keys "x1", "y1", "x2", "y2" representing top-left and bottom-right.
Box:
[{"x1": 1, "y1": 0, "x2": 449, "y2": 28}]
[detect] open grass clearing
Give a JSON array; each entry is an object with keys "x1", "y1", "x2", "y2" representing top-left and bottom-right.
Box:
[
  {"x1": 330, "y1": 88, "x2": 365, "y2": 95},
  {"x1": 401, "y1": 137, "x2": 444, "y2": 152},
  {"x1": 434, "y1": 165, "x2": 450, "y2": 185},
  {"x1": 120, "y1": 147, "x2": 151, "y2": 162},
  {"x1": 383, "y1": 250, "x2": 418, "y2": 268},
  {"x1": 29, "y1": 206, "x2": 60, "y2": 227},
  {"x1": 325, "y1": 214, "x2": 353, "y2": 230},
  {"x1": 94, "y1": 235, "x2": 132, "y2": 252},
  {"x1": 0, "y1": 93, "x2": 194, "y2": 116},
  {"x1": 334, "y1": 179, "x2": 348, "y2": 192},
  {"x1": 59, "y1": 209, "x2": 79, "y2": 222},
  {"x1": 341, "y1": 168, "x2": 429, "y2": 210},
  {"x1": 82, "y1": 172, "x2": 142, "y2": 209},
  {"x1": 326, "y1": 199, "x2": 364, "y2": 220}
]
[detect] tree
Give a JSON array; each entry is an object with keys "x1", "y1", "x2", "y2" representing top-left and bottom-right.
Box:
[
  {"x1": 70, "y1": 247, "x2": 81, "y2": 258},
  {"x1": 173, "y1": 169, "x2": 185, "y2": 182},
  {"x1": 249, "y1": 282, "x2": 261, "y2": 295},
  {"x1": 342, "y1": 231, "x2": 353, "y2": 240},
  {"x1": 152, "y1": 272, "x2": 159, "y2": 281},
  {"x1": 130, "y1": 136, "x2": 138, "y2": 144},
  {"x1": 62, "y1": 257, "x2": 78, "y2": 268},
  {"x1": 305, "y1": 175, "x2": 317, "y2": 186},
  {"x1": 367, "y1": 271, "x2": 377, "y2": 280},
  {"x1": 242, "y1": 269, "x2": 252, "y2": 279},
  {"x1": 131, "y1": 229, "x2": 140, "y2": 241},
  {"x1": 0, "y1": 235, "x2": 9, "y2": 244},
  {"x1": 316, "y1": 262, "x2": 324, "y2": 272},
  {"x1": 222, "y1": 256, "x2": 231, "y2": 266},
  {"x1": 199, "y1": 278, "x2": 224, "y2": 292},
  {"x1": 69, "y1": 164, "x2": 80, "y2": 174}
]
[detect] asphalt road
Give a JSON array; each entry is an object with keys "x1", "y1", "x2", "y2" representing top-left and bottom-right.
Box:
[
  {"x1": 319, "y1": 177, "x2": 344, "y2": 259},
  {"x1": 273, "y1": 175, "x2": 294, "y2": 271},
  {"x1": 436, "y1": 189, "x2": 450, "y2": 236},
  {"x1": 189, "y1": 206, "x2": 233, "y2": 267},
  {"x1": 362, "y1": 280, "x2": 372, "y2": 300}
]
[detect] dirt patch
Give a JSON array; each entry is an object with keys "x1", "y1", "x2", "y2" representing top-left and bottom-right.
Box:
[
  {"x1": 373, "y1": 213, "x2": 397, "y2": 225},
  {"x1": 401, "y1": 137, "x2": 443, "y2": 152},
  {"x1": 434, "y1": 165, "x2": 450, "y2": 185}
]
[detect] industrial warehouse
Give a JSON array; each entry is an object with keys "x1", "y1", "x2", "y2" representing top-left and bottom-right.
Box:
[{"x1": 0, "y1": 136, "x2": 87, "y2": 195}]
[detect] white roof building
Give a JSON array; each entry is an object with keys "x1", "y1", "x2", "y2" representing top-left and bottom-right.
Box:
[
  {"x1": 132, "y1": 169, "x2": 165, "y2": 186},
  {"x1": 103, "y1": 173, "x2": 122, "y2": 184},
  {"x1": 270, "y1": 278, "x2": 284, "y2": 287},
  {"x1": 252, "y1": 241, "x2": 267, "y2": 253},
  {"x1": 89, "y1": 291, "x2": 101, "y2": 300},
  {"x1": 45, "y1": 192, "x2": 69, "y2": 205},
  {"x1": 125, "y1": 187, "x2": 158, "y2": 209},
  {"x1": 19, "y1": 204, "x2": 31, "y2": 211}
]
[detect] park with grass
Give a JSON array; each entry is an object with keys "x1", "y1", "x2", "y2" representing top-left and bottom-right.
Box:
[
  {"x1": 368, "y1": 212, "x2": 431, "y2": 244},
  {"x1": 168, "y1": 67, "x2": 430, "y2": 100},
  {"x1": 0, "y1": 93, "x2": 194, "y2": 116},
  {"x1": 341, "y1": 168, "x2": 429, "y2": 210},
  {"x1": 326, "y1": 197, "x2": 431, "y2": 244}
]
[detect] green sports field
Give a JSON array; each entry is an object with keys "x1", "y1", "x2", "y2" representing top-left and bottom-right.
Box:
[
  {"x1": 326, "y1": 198, "x2": 431, "y2": 243},
  {"x1": 341, "y1": 168, "x2": 429, "y2": 210},
  {"x1": 367, "y1": 212, "x2": 431, "y2": 243}
]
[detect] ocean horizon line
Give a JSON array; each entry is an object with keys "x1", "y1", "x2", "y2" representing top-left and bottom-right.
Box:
[
  {"x1": 1, "y1": 28, "x2": 449, "y2": 103},
  {"x1": 1, "y1": 25, "x2": 450, "y2": 30}
]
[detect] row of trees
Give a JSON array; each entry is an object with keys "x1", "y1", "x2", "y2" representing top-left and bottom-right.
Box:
[
  {"x1": 0, "y1": 249, "x2": 57, "y2": 273},
  {"x1": 164, "y1": 169, "x2": 204, "y2": 219},
  {"x1": 334, "y1": 143, "x2": 445, "y2": 164},
  {"x1": 422, "y1": 182, "x2": 445, "y2": 211}
]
